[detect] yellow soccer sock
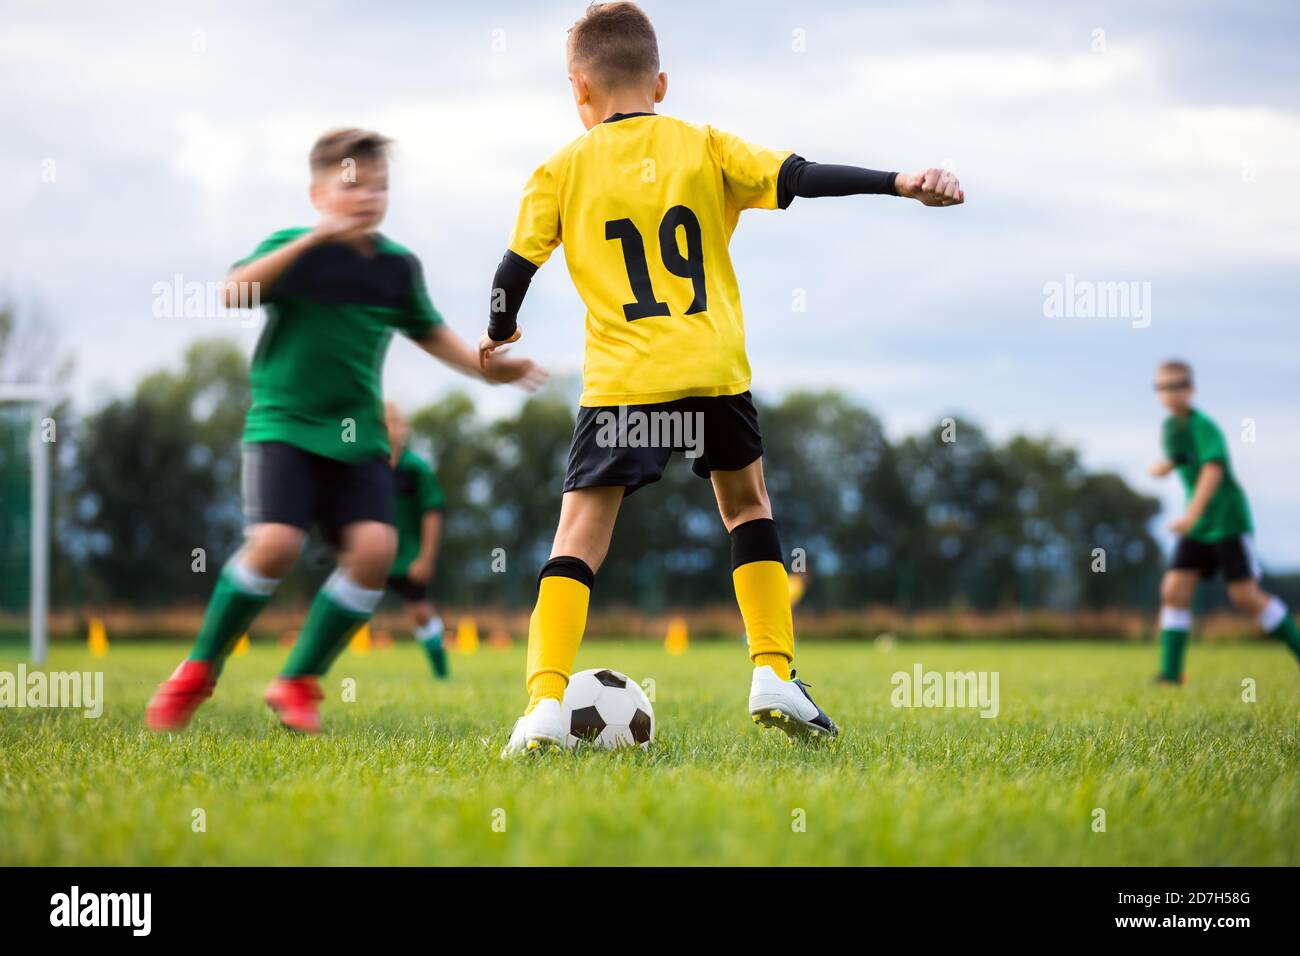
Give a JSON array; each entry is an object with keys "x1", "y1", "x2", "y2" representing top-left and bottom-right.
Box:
[
  {"x1": 524, "y1": 558, "x2": 593, "y2": 712},
  {"x1": 753, "y1": 652, "x2": 792, "y2": 681},
  {"x1": 524, "y1": 672, "x2": 569, "y2": 713},
  {"x1": 730, "y1": 518, "x2": 795, "y2": 680}
]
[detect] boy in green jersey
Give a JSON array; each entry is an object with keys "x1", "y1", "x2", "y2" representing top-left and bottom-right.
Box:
[
  {"x1": 1149, "y1": 360, "x2": 1300, "y2": 683},
  {"x1": 384, "y1": 402, "x2": 449, "y2": 679},
  {"x1": 148, "y1": 128, "x2": 544, "y2": 733}
]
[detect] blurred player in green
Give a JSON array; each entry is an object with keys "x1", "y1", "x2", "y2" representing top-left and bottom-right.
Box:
[
  {"x1": 1149, "y1": 359, "x2": 1300, "y2": 683},
  {"x1": 384, "y1": 402, "x2": 449, "y2": 679},
  {"x1": 146, "y1": 128, "x2": 544, "y2": 734}
]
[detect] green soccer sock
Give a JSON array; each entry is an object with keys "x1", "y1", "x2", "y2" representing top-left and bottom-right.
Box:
[
  {"x1": 1158, "y1": 628, "x2": 1189, "y2": 680},
  {"x1": 416, "y1": 616, "x2": 448, "y2": 679},
  {"x1": 1157, "y1": 606, "x2": 1192, "y2": 680},
  {"x1": 281, "y1": 571, "x2": 382, "y2": 678},
  {"x1": 188, "y1": 561, "x2": 279, "y2": 672},
  {"x1": 1260, "y1": 598, "x2": 1300, "y2": 661}
]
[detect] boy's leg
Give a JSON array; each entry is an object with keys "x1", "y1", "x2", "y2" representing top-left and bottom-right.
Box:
[
  {"x1": 711, "y1": 459, "x2": 792, "y2": 677},
  {"x1": 267, "y1": 449, "x2": 398, "y2": 732},
  {"x1": 712, "y1": 458, "x2": 836, "y2": 739},
  {"x1": 280, "y1": 520, "x2": 395, "y2": 679},
  {"x1": 407, "y1": 599, "x2": 448, "y2": 678},
  {"x1": 1156, "y1": 569, "x2": 1198, "y2": 683},
  {"x1": 1227, "y1": 579, "x2": 1300, "y2": 662},
  {"x1": 503, "y1": 486, "x2": 622, "y2": 756},
  {"x1": 504, "y1": 395, "x2": 668, "y2": 757},
  {"x1": 191, "y1": 524, "x2": 302, "y2": 669},
  {"x1": 146, "y1": 523, "x2": 302, "y2": 731},
  {"x1": 524, "y1": 486, "x2": 623, "y2": 711},
  {"x1": 265, "y1": 521, "x2": 394, "y2": 733}
]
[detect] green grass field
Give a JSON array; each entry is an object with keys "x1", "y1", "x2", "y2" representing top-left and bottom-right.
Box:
[{"x1": 0, "y1": 639, "x2": 1296, "y2": 866}]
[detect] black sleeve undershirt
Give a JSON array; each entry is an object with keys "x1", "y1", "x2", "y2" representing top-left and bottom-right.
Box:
[
  {"x1": 776, "y1": 154, "x2": 899, "y2": 209},
  {"x1": 487, "y1": 250, "x2": 538, "y2": 342}
]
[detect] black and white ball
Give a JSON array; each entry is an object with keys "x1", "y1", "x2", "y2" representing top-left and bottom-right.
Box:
[{"x1": 561, "y1": 668, "x2": 655, "y2": 750}]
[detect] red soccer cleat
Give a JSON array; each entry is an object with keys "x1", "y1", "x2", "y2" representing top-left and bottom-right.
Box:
[
  {"x1": 263, "y1": 676, "x2": 323, "y2": 734},
  {"x1": 146, "y1": 659, "x2": 217, "y2": 731}
]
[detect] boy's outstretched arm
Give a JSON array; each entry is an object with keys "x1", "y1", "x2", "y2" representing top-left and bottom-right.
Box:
[
  {"x1": 478, "y1": 251, "x2": 535, "y2": 367},
  {"x1": 420, "y1": 321, "x2": 546, "y2": 390},
  {"x1": 778, "y1": 157, "x2": 964, "y2": 208}
]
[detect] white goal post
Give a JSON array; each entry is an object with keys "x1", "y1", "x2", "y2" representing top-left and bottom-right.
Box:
[{"x1": 0, "y1": 384, "x2": 55, "y2": 665}]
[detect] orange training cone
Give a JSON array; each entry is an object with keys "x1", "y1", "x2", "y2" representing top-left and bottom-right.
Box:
[
  {"x1": 457, "y1": 617, "x2": 479, "y2": 655},
  {"x1": 665, "y1": 616, "x2": 689, "y2": 655},
  {"x1": 88, "y1": 617, "x2": 109, "y2": 658},
  {"x1": 349, "y1": 622, "x2": 372, "y2": 655}
]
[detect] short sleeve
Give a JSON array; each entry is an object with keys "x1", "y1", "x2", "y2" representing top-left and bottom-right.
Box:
[
  {"x1": 706, "y1": 127, "x2": 791, "y2": 212},
  {"x1": 1191, "y1": 415, "x2": 1228, "y2": 464},
  {"x1": 400, "y1": 256, "x2": 445, "y2": 340},
  {"x1": 421, "y1": 468, "x2": 445, "y2": 512},
  {"x1": 231, "y1": 229, "x2": 308, "y2": 304},
  {"x1": 232, "y1": 228, "x2": 307, "y2": 269},
  {"x1": 507, "y1": 163, "x2": 562, "y2": 267},
  {"x1": 1160, "y1": 420, "x2": 1177, "y2": 461}
]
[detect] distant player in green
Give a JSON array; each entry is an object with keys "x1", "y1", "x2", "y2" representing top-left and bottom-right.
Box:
[
  {"x1": 1149, "y1": 359, "x2": 1300, "y2": 683},
  {"x1": 147, "y1": 128, "x2": 545, "y2": 733},
  {"x1": 384, "y1": 402, "x2": 449, "y2": 679}
]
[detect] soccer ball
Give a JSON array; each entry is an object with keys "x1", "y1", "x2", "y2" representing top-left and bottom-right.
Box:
[{"x1": 561, "y1": 668, "x2": 655, "y2": 751}]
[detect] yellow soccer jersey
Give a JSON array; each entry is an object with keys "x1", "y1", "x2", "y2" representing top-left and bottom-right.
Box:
[{"x1": 508, "y1": 113, "x2": 790, "y2": 407}]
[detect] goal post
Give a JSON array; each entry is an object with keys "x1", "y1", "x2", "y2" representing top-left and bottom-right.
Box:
[{"x1": 0, "y1": 384, "x2": 54, "y2": 665}]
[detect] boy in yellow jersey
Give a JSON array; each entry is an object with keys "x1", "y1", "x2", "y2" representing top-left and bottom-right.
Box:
[{"x1": 484, "y1": 2, "x2": 964, "y2": 754}]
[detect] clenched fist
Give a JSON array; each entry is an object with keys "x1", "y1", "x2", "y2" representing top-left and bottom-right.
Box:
[{"x1": 897, "y1": 168, "x2": 964, "y2": 207}]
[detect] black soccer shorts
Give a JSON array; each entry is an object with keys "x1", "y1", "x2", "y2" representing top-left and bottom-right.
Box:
[
  {"x1": 563, "y1": 391, "x2": 763, "y2": 496},
  {"x1": 241, "y1": 441, "x2": 395, "y2": 545},
  {"x1": 385, "y1": 574, "x2": 429, "y2": 603},
  {"x1": 1169, "y1": 534, "x2": 1261, "y2": 583}
]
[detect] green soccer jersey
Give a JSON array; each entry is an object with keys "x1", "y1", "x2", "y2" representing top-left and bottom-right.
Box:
[
  {"x1": 237, "y1": 228, "x2": 444, "y2": 463},
  {"x1": 391, "y1": 447, "x2": 445, "y2": 577},
  {"x1": 1161, "y1": 408, "x2": 1252, "y2": 542}
]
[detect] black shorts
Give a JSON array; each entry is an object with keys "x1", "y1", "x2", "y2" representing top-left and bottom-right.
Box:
[
  {"x1": 386, "y1": 574, "x2": 429, "y2": 602},
  {"x1": 563, "y1": 392, "x2": 763, "y2": 496},
  {"x1": 1170, "y1": 534, "x2": 1261, "y2": 583},
  {"x1": 242, "y1": 441, "x2": 395, "y2": 545}
]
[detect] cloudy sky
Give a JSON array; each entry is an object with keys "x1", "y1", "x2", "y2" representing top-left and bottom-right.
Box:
[{"x1": 4, "y1": 0, "x2": 1299, "y2": 564}]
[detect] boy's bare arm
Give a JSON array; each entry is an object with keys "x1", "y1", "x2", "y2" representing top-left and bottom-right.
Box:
[
  {"x1": 1148, "y1": 459, "x2": 1176, "y2": 477},
  {"x1": 406, "y1": 511, "x2": 442, "y2": 585},
  {"x1": 420, "y1": 322, "x2": 546, "y2": 390},
  {"x1": 1170, "y1": 461, "x2": 1223, "y2": 534},
  {"x1": 221, "y1": 213, "x2": 369, "y2": 307}
]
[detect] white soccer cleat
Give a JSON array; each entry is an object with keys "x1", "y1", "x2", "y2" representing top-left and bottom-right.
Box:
[
  {"x1": 501, "y1": 697, "x2": 566, "y2": 758},
  {"x1": 749, "y1": 665, "x2": 839, "y2": 741}
]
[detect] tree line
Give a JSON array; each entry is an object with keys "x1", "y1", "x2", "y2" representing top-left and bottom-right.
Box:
[{"x1": 15, "y1": 338, "x2": 1180, "y2": 614}]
